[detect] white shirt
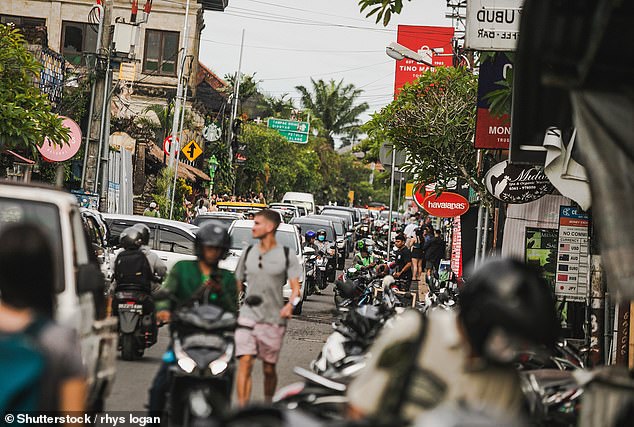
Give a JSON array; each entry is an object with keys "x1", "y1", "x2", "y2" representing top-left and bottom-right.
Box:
[
  {"x1": 404, "y1": 222, "x2": 418, "y2": 239},
  {"x1": 195, "y1": 206, "x2": 208, "y2": 216}
]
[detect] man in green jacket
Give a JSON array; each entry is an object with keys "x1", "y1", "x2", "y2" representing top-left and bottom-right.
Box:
[{"x1": 148, "y1": 222, "x2": 237, "y2": 413}]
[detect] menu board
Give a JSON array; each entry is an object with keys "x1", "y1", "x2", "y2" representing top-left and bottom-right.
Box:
[{"x1": 555, "y1": 206, "x2": 590, "y2": 302}]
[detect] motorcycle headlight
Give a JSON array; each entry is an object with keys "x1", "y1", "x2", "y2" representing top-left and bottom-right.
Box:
[{"x1": 209, "y1": 359, "x2": 228, "y2": 375}]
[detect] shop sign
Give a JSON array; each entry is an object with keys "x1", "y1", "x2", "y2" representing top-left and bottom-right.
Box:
[
  {"x1": 475, "y1": 54, "x2": 512, "y2": 149},
  {"x1": 421, "y1": 192, "x2": 469, "y2": 217},
  {"x1": 525, "y1": 227, "x2": 558, "y2": 288},
  {"x1": 485, "y1": 160, "x2": 553, "y2": 204},
  {"x1": 412, "y1": 183, "x2": 433, "y2": 209},
  {"x1": 465, "y1": 0, "x2": 523, "y2": 51},
  {"x1": 38, "y1": 116, "x2": 81, "y2": 162},
  {"x1": 555, "y1": 206, "x2": 590, "y2": 302}
]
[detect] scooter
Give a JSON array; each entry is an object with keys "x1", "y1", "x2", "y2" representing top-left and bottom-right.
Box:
[
  {"x1": 113, "y1": 282, "x2": 158, "y2": 361},
  {"x1": 303, "y1": 247, "x2": 318, "y2": 297}
]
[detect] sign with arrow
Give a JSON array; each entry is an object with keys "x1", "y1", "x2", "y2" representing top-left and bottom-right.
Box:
[{"x1": 181, "y1": 140, "x2": 202, "y2": 162}]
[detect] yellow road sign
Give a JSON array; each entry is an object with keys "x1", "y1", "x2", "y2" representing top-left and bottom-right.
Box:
[{"x1": 182, "y1": 140, "x2": 202, "y2": 162}]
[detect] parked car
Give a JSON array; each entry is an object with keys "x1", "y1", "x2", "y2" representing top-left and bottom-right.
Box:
[
  {"x1": 323, "y1": 205, "x2": 362, "y2": 224},
  {"x1": 269, "y1": 203, "x2": 301, "y2": 220},
  {"x1": 80, "y1": 208, "x2": 114, "y2": 285},
  {"x1": 0, "y1": 182, "x2": 117, "y2": 411},
  {"x1": 192, "y1": 211, "x2": 243, "y2": 228},
  {"x1": 101, "y1": 214, "x2": 199, "y2": 272},
  {"x1": 281, "y1": 192, "x2": 315, "y2": 215},
  {"x1": 219, "y1": 220, "x2": 306, "y2": 314}
]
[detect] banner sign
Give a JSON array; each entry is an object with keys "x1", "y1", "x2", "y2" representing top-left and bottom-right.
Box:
[
  {"x1": 485, "y1": 160, "x2": 554, "y2": 203},
  {"x1": 525, "y1": 227, "x2": 558, "y2": 288},
  {"x1": 421, "y1": 192, "x2": 469, "y2": 217},
  {"x1": 451, "y1": 216, "x2": 463, "y2": 277},
  {"x1": 394, "y1": 25, "x2": 454, "y2": 95},
  {"x1": 475, "y1": 54, "x2": 512, "y2": 149},
  {"x1": 555, "y1": 206, "x2": 591, "y2": 302},
  {"x1": 465, "y1": 0, "x2": 523, "y2": 51}
]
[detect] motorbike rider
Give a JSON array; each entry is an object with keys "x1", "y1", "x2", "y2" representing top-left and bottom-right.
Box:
[
  {"x1": 112, "y1": 227, "x2": 155, "y2": 310},
  {"x1": 304, "y1": 230, "x2": 318, "y2": 252},
  {"x1": 314, "y1": 229, "x2": 331, "y2": 255},
  {"x1": 147, "y1": 222, "x2": 237, "y2": 414},
  {"x1": 347, "y1": 259, "x2": 559, "y2": 425},
  {"x1": 353, "y1": 240, "x2": 377, "y2": 271},
  {"x1": 132, "y1": 223, "x2": 167, "y2": 294},
  {"x1": 393, "y1": 233, "x2": 413, "y2": 290}
]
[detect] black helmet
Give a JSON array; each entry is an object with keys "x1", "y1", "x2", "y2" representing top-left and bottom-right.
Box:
[
  {"x1": 317, "y1": 229, "x2": 327, "y2": 236},
  {"x1": 132, "y1": 223, "x2": 150, "y2": 245},
  {"x1": 458, "y1": 259, "x2": 559, "y2": 365},
  {"x1": 195, "y1": 222, "x2": 231, "y2": 260},
  {"x1": 119, "y1": 227, "x2": 143, "y2": 250}
]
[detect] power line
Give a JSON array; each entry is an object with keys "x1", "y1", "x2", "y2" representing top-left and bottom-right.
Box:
[
  {"x1": 200, "y1": 38, "x2": 383, "y2": 54},
  {"x1": 258, "y1": 60, "x2": 392, "y2": 81}
]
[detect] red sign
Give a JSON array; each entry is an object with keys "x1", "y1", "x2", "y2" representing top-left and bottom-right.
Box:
[
  {"x1": 451, "y1": 216, "x2": 463, "y2": 277},
  {"x1": 412, "y1": 183, "x2": 433, "y2": 209},
  {"x1": 475, "y1": 54, "x2": 511, "y2": 149},
  {"x1": 163, "y1": 136, "x2": 178, "y2": 156},
  {"x1": 38, "y1": 116, "x2": 81, "y2": 162},
  {"x1": 421, "y1": 192, "x2": 469, "y2": 217},
  {"x1": 394, "y1": 25, "x2": 454, "y2": 96}
]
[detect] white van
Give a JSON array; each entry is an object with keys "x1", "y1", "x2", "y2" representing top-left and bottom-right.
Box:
[
  {"x1": 281, "y1": 192, "x2": 316, "y2": 215},
  {"x1": 0, "y1": 182, "x2": 117, "y2": 411}
]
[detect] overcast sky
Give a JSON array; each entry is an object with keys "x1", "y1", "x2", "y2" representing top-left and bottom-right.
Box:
[{"x1": 200, "y1": 0, "x2": 453, "y2": 124}]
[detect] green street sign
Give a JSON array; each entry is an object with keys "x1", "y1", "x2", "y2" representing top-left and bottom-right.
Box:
[
  {"x1": 267, "y1": 118, "x2": 309, "y2": 143},
  {"x1": 278, "y1": 130, "x2": 309, "y2": 144}
]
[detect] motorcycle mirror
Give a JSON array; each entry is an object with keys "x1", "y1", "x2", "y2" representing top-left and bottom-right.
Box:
[
  {"x1": 303, "y1": 247, "x2": 316, "y2": 255},
  {"x1": 245, "y1": 295, "x2": 263, "y2": 306}
]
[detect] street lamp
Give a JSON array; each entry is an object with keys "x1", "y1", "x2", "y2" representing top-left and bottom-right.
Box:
[
  {"x1": 386, "y1": 42, "x2": 434, "y2": 66},
  {"x1": 208, "y1": 155, "x2": 219, "y2": 203}
]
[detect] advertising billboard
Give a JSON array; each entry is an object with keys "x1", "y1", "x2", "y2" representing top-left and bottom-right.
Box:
[
  {"x1": 475, "y1": 54, "x2": 512, "y2": 149},
  {"x1": 394, "y1": 25, "x2": 454, "y2": 95}
]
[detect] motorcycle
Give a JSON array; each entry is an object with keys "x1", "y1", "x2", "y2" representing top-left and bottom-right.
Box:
[
  {"x1": 314, "y1": 254, "x2": 330, "y2": 292},
  {"x1": 113, "y1": 282, "x2": 158, "y2": 361},
  {"x1": 333, "y1": 267, "x2": 378, "y2": 311},
  {"x1": 303, "y1": 247, "x2": 318, "y2": 297},
  {"x1": 157, "y1": 292, "x2": 262, "y2": 426}
]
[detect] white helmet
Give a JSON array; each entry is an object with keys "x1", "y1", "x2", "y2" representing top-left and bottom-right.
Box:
[{"x1": 149, "y1": 202, "x2": 157, "y2": 209}]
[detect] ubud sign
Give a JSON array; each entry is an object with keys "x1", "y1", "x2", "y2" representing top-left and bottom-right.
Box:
[
  {"x1": 485, "y1": 160, "x2": 554, "y2": 204},
  {"x1": 422, "y1": 192, "x2": 469, "y2": 217}
]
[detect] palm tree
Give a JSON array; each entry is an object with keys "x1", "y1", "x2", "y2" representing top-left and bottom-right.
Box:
[
  {"x1": 295, "y1": 79, "x2": 369, "y2": 147},
  {"x1": 260, "y1": 94, "x2": 296, "y2": 118},
  {"x1": 136, "y1": 101, "x2": 197, "y2": 145}
]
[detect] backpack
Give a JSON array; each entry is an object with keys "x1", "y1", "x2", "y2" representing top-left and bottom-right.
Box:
[
  {"x1": 244, "y1": 245, "x2": 290, "y2": 283},
  {"x1": 115, "y1": 248, "x2": 153, "y2": 288},
  {"x1": 0, "y1": 317, "x2": 49, "y2": 415}
]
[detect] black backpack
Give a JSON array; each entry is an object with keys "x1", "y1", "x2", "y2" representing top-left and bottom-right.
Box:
[{"x1": 114, "y1": 249, "x2": 153, "y2": 288}]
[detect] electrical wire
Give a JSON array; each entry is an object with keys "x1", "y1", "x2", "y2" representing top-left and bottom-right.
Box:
[
  {"x1": 257, "y1": 60, "x2": 392, "y2": 81},
  {"x1": 200, "y1": 38, "x2": 383, "y2": 54}
]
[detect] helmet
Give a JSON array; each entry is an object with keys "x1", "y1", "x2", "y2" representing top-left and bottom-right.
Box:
[
  {"x1": 317, "y1": 229, "x2": 327, "y2": 242},
  {"x1": 357, "y1": 240, "x2": 368, "y2": 252},
  {"x1": 459, "y1": 259, "x2": 559, "y2": 365},
  {"x1": 119, "y1": 227, "x2": 143, "y2": 250},
  {"x1": 132, "y1": 223, "x2": 150, "y2": 245},
  {"x1": 149, "y1": 202, "x2": 157, "y2": 209},
  {"x1": 305, "y1": 230, "x2": 316, "y2": 241},
  {"x1": 195, "y1": 222, "x2": 232, "y2": 260}
]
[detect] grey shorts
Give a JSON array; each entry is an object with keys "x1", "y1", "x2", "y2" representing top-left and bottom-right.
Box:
[{"x1": 235, "y1": 317, "x2": 286, "y2": 364}]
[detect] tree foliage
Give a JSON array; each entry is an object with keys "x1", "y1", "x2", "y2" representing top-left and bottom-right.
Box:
[
  {"x1": 365, "y1": 67, "x2": 485, "y2": 198},
  {"x1": 295, "y1": 79, "x2": 369, "y2": 148},
  {"x1": 358, "y1": 0, "x2": 411, "y2": 26},
  {"x1": 151, "y1": 167, "x2": 192, "y2": 221},
  {"x1": 0, "y1": 24, "x2": 68, "y2": 154}
]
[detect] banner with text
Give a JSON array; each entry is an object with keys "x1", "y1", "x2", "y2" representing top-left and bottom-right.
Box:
[
  {"x1": 394, "y1": 25, "x2": 454, "y2": 95},
  {"x1": 475, "y1": 54, "x2": 512, "y2": 149},
  {"x1": 555, "y1": 206, "x2": 591, "y2": 302}
]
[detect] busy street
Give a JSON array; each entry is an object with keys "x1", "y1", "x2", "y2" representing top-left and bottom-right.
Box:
[{"x1": 1, "y1": 0, "x2": 634, "y2": 427}]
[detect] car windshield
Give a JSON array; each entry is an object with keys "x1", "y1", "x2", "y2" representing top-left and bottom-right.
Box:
[
  {"x1": 291, "y1": 220, "x2": 335, "y2": 241},
  {"x1": 230, "y1": 227, "x2": 299, "y2": 254},
  {"x1": 317, "y1": 218, "x2": 343, "y2": 235}
]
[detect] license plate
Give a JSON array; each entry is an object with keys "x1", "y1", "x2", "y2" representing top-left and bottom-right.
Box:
[
  {"x1": 319, "y1": 266, "x2": 327, "y2": 271},
  {"x1": 118, "y1": 303, "x2": 142, "y2": 312}
]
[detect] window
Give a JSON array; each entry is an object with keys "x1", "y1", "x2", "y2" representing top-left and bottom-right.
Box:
[
  {"x1": 158, "y1": 228, "x2": 194, "y2": 255},
  {"x1": 61, "y1": 21, "x2": 98, "y2": 66},
  {"x1": 143, "y1": 30, "x2": 179, "y2": 76},
  {"x1": 0, "y1": 15, "x2": 45, "y2": 27}
]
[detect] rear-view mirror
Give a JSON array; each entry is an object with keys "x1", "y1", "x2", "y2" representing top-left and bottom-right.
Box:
[{"x1": 303, "y1": 247, "x2": 316, "y2": 256}]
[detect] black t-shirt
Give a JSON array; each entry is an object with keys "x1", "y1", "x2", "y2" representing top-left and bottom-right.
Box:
[{"x1": 395, "y1": 246, "x2": 413, "y2": 282}]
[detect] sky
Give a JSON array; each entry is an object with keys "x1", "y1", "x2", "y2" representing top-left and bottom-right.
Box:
[{"x1": 199, "y1": 0, "x2": 454, "y2": 127}]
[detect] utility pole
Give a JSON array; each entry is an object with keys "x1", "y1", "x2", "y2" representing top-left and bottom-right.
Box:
[
  {"x1": 81, "y1": 1, "x2": 113, "y2": 199},
  {"x1": 227, "y1": 29, "x2": 245, "y2": 158},
  {"x1": 169, "y1": 0, "x2": 191, "y2": 168}
]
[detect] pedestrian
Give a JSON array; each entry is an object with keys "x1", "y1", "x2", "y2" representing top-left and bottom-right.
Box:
[
  {"x1": 148, "y1": 223, "x2": 237, "y2": 414},
  {"x1": 423, "y1": 229, "x2": 446, "y2": 279},
  {"x1": 392, "y1": 233, "x2": 413, "y2": 291},
  {"x1": 258, "y1": 192, "x2": 266, "y2": 205},
  {"x1": 410, "y1": 226, "x2": 426, "y2": 300},
  {"x1": 143, "y1": 201, "x2": 161, "y2": 218},
  {"x1": 0, "y1": 224, "x2": 86, "y2": 415},
  {"x1": 183, "y1": 199, "x2": 194, "y2": 223},
  {"x1": 235, "y1": 209, "x2": 302, "y2": 406},
  {"x1": 208, "y1": 200, "x2": 219, "y2": 212},
  {"x1": 194, "y1": 199, "x2": 208, "y2": 217}
]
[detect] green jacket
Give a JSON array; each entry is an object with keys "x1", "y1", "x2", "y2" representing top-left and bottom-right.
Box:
[{"x1": 156, "y1": 260, "x2": 238, "y2": 314}]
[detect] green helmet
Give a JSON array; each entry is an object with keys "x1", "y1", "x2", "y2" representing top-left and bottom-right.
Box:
[{"x1": 357, "y1": 240, "x2": 368, "y2": 252}]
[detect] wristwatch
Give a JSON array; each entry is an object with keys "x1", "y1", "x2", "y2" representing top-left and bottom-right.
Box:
[{"x1": 291, "y1": 296, "x2": 301, "y2": 307}]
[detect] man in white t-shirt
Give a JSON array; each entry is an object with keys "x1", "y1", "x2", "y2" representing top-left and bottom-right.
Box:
[{"x1": 194, "y1": 199, "x2": 208, "y2": 217}]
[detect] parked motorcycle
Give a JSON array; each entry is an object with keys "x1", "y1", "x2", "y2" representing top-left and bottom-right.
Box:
[{"x1": 333, "y1": 267, "x2": 379, "y2": 311}]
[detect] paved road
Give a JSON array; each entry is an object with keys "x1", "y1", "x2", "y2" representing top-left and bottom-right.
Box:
[{"x1": 105, "y1": 285, "x2": 338, "y2": 411}]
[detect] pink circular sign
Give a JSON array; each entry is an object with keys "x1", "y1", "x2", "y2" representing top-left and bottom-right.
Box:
[{"x1": 38, "y1": 116, "x2": 82, "y2": 162}]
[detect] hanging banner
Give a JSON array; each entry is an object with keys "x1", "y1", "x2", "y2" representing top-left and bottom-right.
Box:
[
  {"x1": 525, "y1": 227, "x2": 558, "y2": 289},
  {"x1": 465, "y1": 0, "x2": 523, "y2": 51},
  {"x1": 394, "y1": 25, "x2": 454, "y2": 95},
  {"x1": 485, "y1": 160, "x2": 554, "y2": 203},
  {"x1": 615, "y1": 302, "x2": 630, "y2": 366},
  {"x1": 555, "y1": 206, "x2": 591, "y2": 302},
  {"x1": 451, "y1": 216, "x2": 463, "y2": 277},
  {"x1": 475, "y1": 54, "x2": 512, "y2": 149}
]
